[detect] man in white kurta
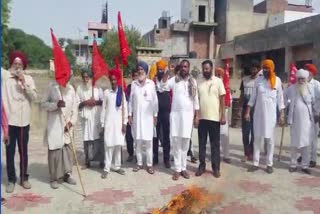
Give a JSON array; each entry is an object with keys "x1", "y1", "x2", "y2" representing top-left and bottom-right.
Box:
[
  {"x1": 304, "y1": 64, "x2": 320, "y2": 168},
  {"x1": 286, "y1": 69, "x2": 317, "y2": 174},
  {"x1": 245, "y1": 59, "x2": 285, "y2": 174},
  {"x1": 129, "y1": 61, "x2": 158, "y2": 174},
  {"x1": 162, "y1": 60, "x2": 199, "y2": 180},
  {"x1": 76, "y1": 72, "x2": 104, "y2": 168},
  {"x1": 100, "y1": 72, "x2": 127, "y2": 178},
  {"x1": 42, "y1": 81, "x2": 79, "y2": 189}
]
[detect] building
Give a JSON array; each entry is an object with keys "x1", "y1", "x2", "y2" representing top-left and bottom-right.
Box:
[
  {"x1": 218, "y1": 15, "x2": 320, "y2": 81},
  {"x1": 143, "y1": 0, "x2": 216, "y2": 67}
]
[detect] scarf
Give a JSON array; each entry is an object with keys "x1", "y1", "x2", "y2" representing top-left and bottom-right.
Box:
[{"x1": 175, "y1": 74, "x2": 196, "y2": 99}]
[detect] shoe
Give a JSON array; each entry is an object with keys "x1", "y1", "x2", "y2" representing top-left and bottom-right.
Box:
[
  {"x1": 114, "y1": 169, "x2": 125, "y2": 175},
  {"x1": 247, "y1": 166, "x2": 259, "y2": 172},
  {"x1": 64, "y1": 175, "x2": 77, "y2": 185},
  {"x1": 289, "y1": 167, "x2": 297, "y2": 173},
  {"x1": 21, "y1": 180, "x2": 32, "y2": 189},
  {"x1": 181, "y1": 170, "x2": 190, "y2": 179},
  {"x1": 213, "y1": 171, "x2": 221, "y2": 178},
  {"x1": 309, "y1": 161, "x2": 316, "y2": 168},
  {"x1": 153, "y1": 159, "x2": 159, "y2": 166},
  {"x1": 172, "y1": 172, "x2": 180, "y2": 181},
  {"x1": 133, "y1": 165, "x2": 143, "y2": 172},
  {"x1": 164, "y1": 161, "x2": 171, "y2": 169},
  {"x1": 190, "y1": 156, "x2": 198, "y2": 163},
  {"x1": 50, "y1": 181, "x2": 59, "y2": 189},
  {"x1": 223, "y1": 158, "x2": 231, "y2": 164},
  {"x1": 126, "y1": 155, "x2": 134, "y2": 162},
  {"x1": 266, "y1": 166, "x2": 273, "y2": 174},
  {"x1": 302, "y1": 168, "x2": 311, "y2": 175},
  {"x1": 146, "y1": 167, "x2": 155, "y2": 175},
  {"x1": 6, "y1": 182, "x2": 15, "y2": 193},
  {"x1": 195, "y1": 167, "x2": 205, "y2": 177},
  {"x1": 101, "y1": 171, "x2": 108, "y2": 179},
  {"x1": 297, "y1": 156, "x2": 302, "y2": 163}
]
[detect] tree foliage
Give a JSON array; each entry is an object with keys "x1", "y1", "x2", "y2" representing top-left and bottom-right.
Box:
[
  {"x1": 3, "y1": 29, "x2": 52, "y2": 69},
  {"x1": 1, "y1": 0, "x2": 11, "y2": 67},
  {"x1": 99, "y1": 25, "x2": 148, "y2": 76}
]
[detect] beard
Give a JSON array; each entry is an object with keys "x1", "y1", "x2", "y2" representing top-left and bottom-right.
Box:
[
  {"x1": 297, "y1": 83, "x2": 307, "y2": 96},
  {"x1": 10, "y1": 67, "x2": 23, "y2": 77}
]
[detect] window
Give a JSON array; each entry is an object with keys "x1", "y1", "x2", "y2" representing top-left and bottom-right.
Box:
[
  {"x1": 161, "y1": 19, "x2": 167, "y2": 28},
  {"x1": 199, "y1": 6, "x2": 206, "y2": 22},
  {"x1": 156, "y1": 30, "x2": 160, "y2": 34}
]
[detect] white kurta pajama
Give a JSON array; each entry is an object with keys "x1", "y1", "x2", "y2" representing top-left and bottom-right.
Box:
[
  {"x1": 129, "y1": 79, "x2": 158, "y2": 167},
  {"x1": 162, "y1": 77, "x2": 199, "y2": 172},
  {"x1": 248, "y1": 76, "x2": 285, "y2": 167},
  {"x1": 76, "y1": 84, "x2": 104, "y2": 163},
  {"x1": 41, "y1": 82, "x2": 79, "y2": 181},
  {"x1": 286, "y1": 84, "x2": 316, "y2": 169},
  {"x1": 309, "y1": 78, "x2": 320, "y2": 163},
  {"x1": 101, "y1": 89, "x2": 127, "y2": 172}
]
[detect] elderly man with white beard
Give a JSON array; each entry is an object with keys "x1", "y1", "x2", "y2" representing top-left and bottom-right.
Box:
[{"x1": 285, "y1": 69, "x2": 319, "y2": 174}]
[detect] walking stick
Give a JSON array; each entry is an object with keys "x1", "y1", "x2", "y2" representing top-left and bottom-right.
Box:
[
  {"x1": 59, "y1": 89, "x2": 87, "y2": 197},
  {"x1": 278, "y1": 126, "x2": 285, "y2": 162}
]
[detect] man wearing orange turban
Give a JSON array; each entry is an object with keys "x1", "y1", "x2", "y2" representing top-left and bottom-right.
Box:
[
  {"x1": 244, "y1": 59, "x2": 285, "y2": 174},
  {"x1": 153, "y1": 59, "x2": 171, "y2": 168},
  {"x1": 304, "y1": 64, "x2": 320, "y2": 167}
]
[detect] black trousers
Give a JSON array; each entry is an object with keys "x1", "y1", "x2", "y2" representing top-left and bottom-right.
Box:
[
  {"x1": 153, "y1": 91, "x2": 171, "y2": 163},
  {"x1": 125, "y1": 123, "x2": 134, "y2": 156},
  {"x1": 153, "y1": 110, "x2": 171, "y2": 163},
  {"x1": 242, "y1": 107, "x2": 254, "y2": 156},
  {"x1": 6, "y1": 125, "x2": 30, "y2": 183},
  {"x1": 198, "y1": 120, "x2": 220, "y2": 171}
]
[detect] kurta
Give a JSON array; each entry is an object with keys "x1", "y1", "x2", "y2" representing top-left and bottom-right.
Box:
[
  {"x1": 41, "y1": 82, "x2": 79, "y2": 150},
  {"x1": 286, "y1": 84, "x2": 315, "y2": 148},
  {"x1": 164, "y1": 77, "x2": 199, "y2": 138},
  {"x1": 101, "y1": 88, "x2": 127, "y2": 147},
  {"x1": 248, "y1": 76, "x2": 285, "y2": 138},
  {"x1": 128, "y1": 79, "x2": 158, "y2": 141},
  {"x1": 76, "y1": 84, "x2": 103, "y2": 141}
]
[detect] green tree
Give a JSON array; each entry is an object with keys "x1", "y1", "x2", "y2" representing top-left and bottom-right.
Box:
[
  {"x1": 59, "y1": 38, "x2": 76, "y2": 66},
  {"x1": 4, "y1": 29, "x2": 52, "y2": 69},
  {"x1": 2, "y1": 0, "x2": 11, "y2": 68},
  {"x1": 99, "y1": 25, "x2": 148, "y2": 76}
]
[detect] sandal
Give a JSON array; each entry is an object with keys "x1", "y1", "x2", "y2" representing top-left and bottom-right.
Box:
[
  {"x1": 146, "y1": 167, "x2": 155, "y2": 175},
  {"x1": 133, "y1": 165, "x2": 143, "y2": 172},
  {"x1": 172, "y1": 172, "x2": 180, "y2": 181}
]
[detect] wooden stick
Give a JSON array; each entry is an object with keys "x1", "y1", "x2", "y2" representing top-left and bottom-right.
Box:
[
  {"x1": 121, "y1": 64, "x2": 125, "y2": 165},
  {"x1": 278, "y1": 126, "x2": 285, "y2": 162},
  {"x1": 59, "y1": 87, "x2": 87, "y2": 197}
]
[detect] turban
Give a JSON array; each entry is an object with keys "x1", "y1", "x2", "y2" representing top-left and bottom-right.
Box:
[
  {"x1": 148, "y1": 64, "x2": 157, "y2": 80},
  {"x1": 156, "y1": 60, "x2": 168, "y2": 70},
  {"x1": 296, "y1": 69, "x2": 309, "y2": 79},
  {"x1": 215, "y1": 67, "x2": 224, "y2": 77},
  {"x1": 262, "y1": 59, "x2": 276, "y2": 89},
  {"x1": 109, "y1": 68, "x2": 127, "y2": 107},
  {"x1": 9, "y1": 51, "x2": 28, "y2": 70},
  {"x1": 137, "y1": 61, "x2": 149, "y2": 74},
  {"x1": 304, "y1": 64, "x2": 317, "y2": 76}
]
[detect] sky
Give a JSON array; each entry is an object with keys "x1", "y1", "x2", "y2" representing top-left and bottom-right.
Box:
[{"x1": 9, "y1": 0, "x2": 320, "y2": 46}]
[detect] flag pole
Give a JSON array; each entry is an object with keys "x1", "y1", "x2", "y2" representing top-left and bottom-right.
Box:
[
  {"x1": 121, "y1": 62, "x2": 125, "y2": 165},
  {"x1": 59, "y1": 87, "x2": 87, "y2": 197}
]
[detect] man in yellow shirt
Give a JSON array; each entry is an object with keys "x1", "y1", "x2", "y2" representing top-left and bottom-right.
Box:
[{"x1": 195, "y1": 60, "x2": 226, "y2": 178}]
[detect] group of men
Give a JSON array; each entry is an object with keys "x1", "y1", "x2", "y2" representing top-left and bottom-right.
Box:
[{"x1": 1, "y1": 50, "x2": 319, "y2": 194}]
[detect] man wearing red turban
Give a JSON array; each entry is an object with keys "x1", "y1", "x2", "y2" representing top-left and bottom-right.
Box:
[
  {"x1": 245, "y1": 59, "x2": 285, "y2": 174},
  {"x1": 2, "y1": 51, "x2": 37, "y2": 193},
  {"x1": 304, "y1": 64, "x2": 320, "y2": 167}
]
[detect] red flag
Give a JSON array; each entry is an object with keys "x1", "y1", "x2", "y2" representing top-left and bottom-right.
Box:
[
  {"x1": 114, "y1": 56, "x2": 120, "y2": 70},
  {"x1": 113, "y1": 56, "x2": 127, "y2": 91},
  {"x1": 92, "y1": 37, "x2": 108, "y2": 86},
  {"x1": 117, "y1": 12, "x2": 131, "y2": 66},
  {"x1": 224, "y1": 59, "x2": 231, "y2": 107},
  {"x1": 288, "y1": 63, "x2": 298, "y2": 86},
  {"x1": 50, "y1": 29, "x2": 71, "y2": 87}
]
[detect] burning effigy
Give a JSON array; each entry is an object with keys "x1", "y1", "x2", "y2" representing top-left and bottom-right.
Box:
[{"x1": 151, "y1": 186, "x2": 223, "y2": 214}]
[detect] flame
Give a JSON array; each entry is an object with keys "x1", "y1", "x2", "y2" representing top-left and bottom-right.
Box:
[{"x1": 152, "y1": 186, "x2": 223, "y2": 214}]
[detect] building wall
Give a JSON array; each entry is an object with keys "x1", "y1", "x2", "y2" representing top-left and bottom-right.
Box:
[
  {"x1": 181, "y1": 0, "x2": 193, "y2": 22},
  {"x1": 156, "y1": 31, "x2": 189, "y2": 58},
  {"x1": 292, "y1": 44, "x2": 313, "y2": 61},
  {"x1": 269, "y1": 11, "x2": 318, "y2": 27},
  {"x1": 181, "y1": 0, "x2": 215, "y2": 23},
  {"x1": 192, "y1": 30, "x2": 210, "y2": 58},
  {"x1": 214, "y1": 0, "x2": 227, "y2": 43},
  {"x1": 225, "y1": 0, "x2": 268, "y2": 42}
]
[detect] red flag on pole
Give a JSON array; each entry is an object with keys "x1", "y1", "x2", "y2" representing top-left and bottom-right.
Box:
[
  {"x1": 288, "y1": 63, "x2": 298, "y2": 86},
  {"x1": 92, "y1": 36, "x2": 108, "y2": 86},
  {"x1": 224, "y1": 59, "x2": 231, "y2": 107},
  {"x1": 113, "y1": 56, "x2": 127, "y2": 91},
  {"x1": 50, "y1": 29, "x2": 71, "y2": 87},
  {"x1": 117, "y1": 12, "x2": 131, "y2": 67}
]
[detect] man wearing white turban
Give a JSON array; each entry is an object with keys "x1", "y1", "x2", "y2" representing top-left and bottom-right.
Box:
[{"x1": 285, "y1": 69, "x2": 319, "y2": 174}]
